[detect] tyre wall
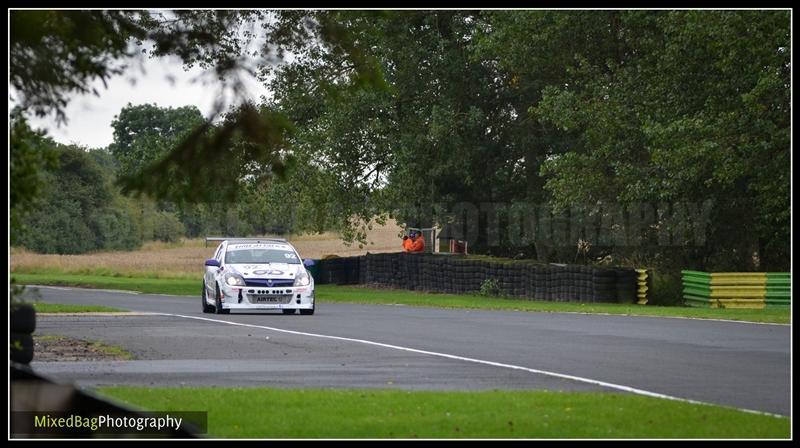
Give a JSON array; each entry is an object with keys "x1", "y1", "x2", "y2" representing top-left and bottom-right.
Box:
[{"x1": 314, "y1": 253, "x2": 638, "y2": 303}]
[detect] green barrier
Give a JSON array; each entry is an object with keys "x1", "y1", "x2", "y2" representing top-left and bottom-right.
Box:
[{"x1": 681, "y1": 270, "x2": 791, "y2": 309}]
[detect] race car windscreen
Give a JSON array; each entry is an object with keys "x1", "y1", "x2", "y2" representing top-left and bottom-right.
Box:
[{"x1": 225, "y1": 246, "x2": 301, "y2": 264}]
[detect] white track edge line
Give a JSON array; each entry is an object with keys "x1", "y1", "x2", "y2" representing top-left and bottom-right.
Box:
[
  {"x1": 158, "y1": 312, "x2": 788, "y2": 419},
  {"x1": 537, "y1": 311, "x2": 791, "y2": 326},
  {"x1": 23, "y1": 285, "x2": 141, "y2": 295}
]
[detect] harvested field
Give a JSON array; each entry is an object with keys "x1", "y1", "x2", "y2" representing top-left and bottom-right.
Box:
[{"x1": 11, "y1": 220, "x2": 404, "y2": 278}]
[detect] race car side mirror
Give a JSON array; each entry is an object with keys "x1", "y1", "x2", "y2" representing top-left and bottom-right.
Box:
[
  {"x1": 205, "y1": 259, "x2": 221, "y2": 267},
  {"x1": 303, "y1": 259, "x2": 316, "y2": 267}
]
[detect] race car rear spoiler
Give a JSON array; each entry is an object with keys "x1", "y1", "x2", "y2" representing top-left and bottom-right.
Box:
[{"x1": 205, "y1": 237, "x2": 288, "y2": 247}]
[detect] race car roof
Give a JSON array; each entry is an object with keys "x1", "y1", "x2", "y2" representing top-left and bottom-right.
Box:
[{"x1": 227, "y1": 242, "x2": 293, "y2": 251}]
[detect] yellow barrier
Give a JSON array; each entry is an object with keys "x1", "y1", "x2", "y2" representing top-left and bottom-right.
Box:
[
  {"x1": 709, "y1": 273, "x2": 767, "y2": 286},
  {"x1": 635, "y1": 269, "x2": 648, "y2": 305},
  {"x1": 709, "y1": 299, "x2": 766, "y2": 309},
  {"x1": 707, "y1": 286, "x2": 767, "y2": 298}
]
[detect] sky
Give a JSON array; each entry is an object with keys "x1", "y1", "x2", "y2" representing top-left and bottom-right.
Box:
[{"x1": 22, "y1": 54, "x2": 272, "y2": 149}]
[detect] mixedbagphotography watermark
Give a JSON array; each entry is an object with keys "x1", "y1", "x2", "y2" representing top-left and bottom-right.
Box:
[
  {"x1": 11, "y1": 411, "x2": 208, "y2": 436},
  {"x1": 394, "y1": 200, "x2": 716, "y2": 248},
  {"x1": 35, "y1": 414, "x2": 182, "y2": 431},
  {"x1": 247, "y1": 198, "x2": 719, "y2": 251}
]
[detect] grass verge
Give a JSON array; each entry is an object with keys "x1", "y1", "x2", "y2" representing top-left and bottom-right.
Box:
[
  {"x1": 87, "y1": 340, "x2": 134, "y2": 360},
  {"x1": 97, "y1": 387, "x2": 789, "y2": 439},
  {"x1": 321, "y1": 285, "x2": 790, "y2": 324},
  {"x1": 32, "y1": 303, "x2": 125, "y2": 313},
  {"x1": 14, "y1": 273, "x2": 198, "y2": 296},
  {"x1": 12, "y1": 273, "x2": 790, "y2": 324}
]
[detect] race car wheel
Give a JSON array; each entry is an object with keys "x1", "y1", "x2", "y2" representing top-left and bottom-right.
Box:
[
  {"x1": 215, "y1": 283, "x2": 230, "y2": 314},
  {"x1": 282, "y1": 309, "x2": 296, "y2": 315},
  {"x1": 299, "y1": 304, "x2": 315, "y2": 316},
  {"x1": 202, "y1": 282, "x2": 214, "y2": 313}
]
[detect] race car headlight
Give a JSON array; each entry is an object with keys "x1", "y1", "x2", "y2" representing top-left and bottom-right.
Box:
[
  {"x1": 294, "y1": 269, "x2": 310, "y2": 286},
  {"x1": 224, "y1": 273, "x2": 246, "y2": 287}
]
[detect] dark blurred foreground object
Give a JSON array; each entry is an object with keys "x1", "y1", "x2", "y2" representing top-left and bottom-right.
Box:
[
  {"x1": 11, "y1": 302, "x2": 36, "y2": 364},
  {"x1": 10, "y1": 363, "x2": 203, "y2": 438}
]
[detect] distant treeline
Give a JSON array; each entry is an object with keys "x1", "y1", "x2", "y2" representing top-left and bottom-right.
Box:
[{"x1": 13, "y1": 135, "x2": 302, "y2": 254}]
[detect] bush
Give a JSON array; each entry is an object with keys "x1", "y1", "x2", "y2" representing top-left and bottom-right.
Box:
[
  {"x1": 479, "y1": 278, "x2": 503, "y2": 297},
  {"x1": 152, "y1": 211, "x2": 185, "y2": 243},
  {"x1": 649, "y1": 270, "x2": 684, "y2": 306},
  {"x1": 91, "y1": 205, "x2": 142, "y2": 250},
  {"x1": 20, "y1": 203, "x2": 95, "y2": 254}
]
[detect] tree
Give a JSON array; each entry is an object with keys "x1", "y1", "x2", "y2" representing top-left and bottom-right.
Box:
[
  {"x1": 109, "y1": 103, "x2": 205, "y2": 176},
  {"x1": 532, "y1": 11, "x2": 790, "y2": 270},
  {"x1": 265, "y1": 10, "x2": 789, "y2": 270},
  {"x1": 10, "y1": 111, "x2": 58, "y2": 245},
  {"x1": 10, "y1": 9, "x2": 383, "y2": 209},
  {"x1": 17, "y1": 144, "x2": 145, "y2": 254},
  {"x1": 273, "y1": 12, "x2": 532, "y2": 248},
  {"x1": 10, "y1": 10, "x2": 150, "y2": 123}
]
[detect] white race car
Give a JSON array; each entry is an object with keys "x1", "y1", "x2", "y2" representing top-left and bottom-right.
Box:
[{"x1": 202, "y1": 238, "x2": 315, "y2": 315}]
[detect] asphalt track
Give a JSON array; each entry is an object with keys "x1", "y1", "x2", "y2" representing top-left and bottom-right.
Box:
[{"x1": 24, "y1": 286, "x2": 791, "y2": 416}]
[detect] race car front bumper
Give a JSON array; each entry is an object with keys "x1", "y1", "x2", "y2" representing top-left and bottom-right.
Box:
[{"x1": 218, "y1": 284, "x2": 315, "y2": 310}]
